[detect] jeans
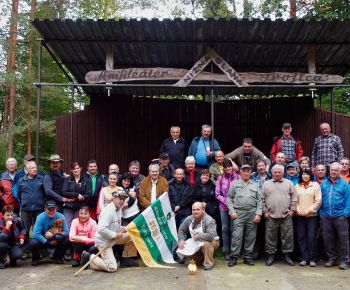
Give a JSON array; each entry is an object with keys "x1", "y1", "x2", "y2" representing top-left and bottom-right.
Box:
[
  {"x1": 220, "y1": 211, "x2": 234, "y2": 253},
  {"x1": 25, "y1": 237, "x2": 70, "y2": 261},
  {"x1": 295, "y1": 216, "x2": 318, "y2": 262},
  {"x1": 63, "y1": 207, "x2": 79, "y2": 230},
  {"x1": 20, "y1": 211, "x2": 41, "y2": 238},
  {"x1": 0, "y1": 242, "x2": 23, "y2": 262}
]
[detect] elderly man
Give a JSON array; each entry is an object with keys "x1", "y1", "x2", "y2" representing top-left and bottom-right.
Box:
[
  {"x1": 128, "y1": 160, "x2": 145, "y2": 191},
  {"x1": 25, "y1": 200, "x2": 70, "y2": 266},
  {"x1": 168, "y1": 168, "x2": 193, "y2": 228},
  {"x1": 262, "y1": 164, "x2": 297, "y2": 266},
  {"x1": 270, "y1": 122, "x2": 304, "y2": 164},
  {"x1": 80, "y1": 191, "x2": 138, "y2": 272},
  {"x1": 320, "y1": 162, "x2": 350, "y2": 270},
  {"x1": 315, "y1": 164, "x2": 327, "y2": 184},
  {"x1": 104, "y1": 164, "x2": 121, "y2": 184},
  {"x1": 1, "y1": 158, "x2": 17, "y2": 182},
  {"x1": 159, "y1": 153, "x2": 175, "y2": 181},
  {"x1": 340, "y1": 158, "x2": 350, "y2": 183},
  {"x1": 188, "y1": 124, "x2": 220, "y2": 169},
  {"x1": 209, "y1": 150, "x2": 225, "y2": 185},
  {"x1": 311, "y1": 122, "x2": 344, "y2": 168},
  {"x1": 177, "y1": 202, "x2": 219, "y2": 271},
  {"x1": 160, "y1": 126, "x2": 186, "y2": 169},
  {"x1": 139, "y1": 164, "x2": 169, "y2": 211},
  {"x1": 227, "y1": 165, "x2": 262, "y2": 267},
  {"x1": 226, "y1": 138, "x2": 271, "y2": 172}
]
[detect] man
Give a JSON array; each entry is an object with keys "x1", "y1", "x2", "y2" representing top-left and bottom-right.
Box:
[
  {"x1": 83, "y1": 160, "x2": 107, "y2": 220},
  {"x1": 159, "y1": 153, "x2": 175, "y2": 181},
  {"x1": 311, "y1": 122, "x2": 344, "y2": 168},
  {"x1": 17, "y1": 161, "x2": 45, "y2": 238},
  {"x1": 80, "y1": 191, "x2": 138, "y2": 272},
  {"x1": 25, "y1": 200, "x2": 69, "y2": 266},
  {"x1": 177, "y1": 202, "x2": 219, "y2": 271},
  {"x1": 250, "y1": 159, "x2": 271, "y2": 190},
  {"x1": 270, "y1": 122, "x2": 303, "y2": 163},
  {"x1": 315, "y1": 164, "x2": 327, "y2": 185},
  {"x1": 0, "y1": 158, "x2": 17, "y2": 182},
  {"x1": 160, "y1": 126, "x2": 186, "y2": 169},
  {"x1": 139, "y1": 164, "x2": 168, "y2": 211},
  {"x1": 168, "y1": 168, "x2": 193, "y2": 228},
  {"x1": 286, "y1": 161, "x2": 299, "y2": 185},
  {"x1": 320, "y1": 162, "x2": 350, "y2": 270},
  {"x1": 188, "y1": 124, "x2": 220, "y2": 169},
  {"x1": 226, "y1": 138, "x2": 271, "y2": 172},
  {"x1": 227, "y1": 164, "x2": 262, "y2": 267},
  {"x1": 128, "y1": 160, "x2": 145, "y2": 192},
  {"x1": 43, "y1": 154, "x2": 69, "y2": 213},
  {"x1": 340, "y1": 157, "x2": 350, "y2": 183},
  {"x1": 209, "y1": 150, "x2": 225, "y2": 185},
  {"x1": 262, "y1": 164, "x2": 297, "y2": 266},
  {"x1": 104, "y1": 164, "x2": 121, "y2": 183}
]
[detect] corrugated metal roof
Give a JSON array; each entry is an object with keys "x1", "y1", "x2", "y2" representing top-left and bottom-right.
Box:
[{"x1": 31, "y1": 18, "x2": 350, "y2": 97}]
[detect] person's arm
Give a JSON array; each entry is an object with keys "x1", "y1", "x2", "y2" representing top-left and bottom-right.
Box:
[
  {"x1": 31, "y1": 215, "x2": 47, "y2": 244},
  {"x1": 261, "y1": 183, "x2": 268, "y2": 215},
  {"x1": 210, "y1": 139, "x2": 221, "y2": 159},
  {"x1": 295, "y1": 141, "x2": 304, "y2": 161},
  {"x1": 98, "y1": 211, "x2": 117, "y2": 241},
  {"x1": 270, "y1": 141, "x2": 278, "y2": 163},
  {"x1": 62, "y1": 178, "x2": 78, "y2": 198},
  {"x1": 215, "y1": 176, "x2": 226, "y2": 205},
  {"x1": 309, "y1": 182, "x2": 322, "y2": 213},
  {"x1": 226, "y1": 184, "x2": 236, "y2": 215},
  {"x1": 256, "y1": 187, "x2": 263, "y2": 216},
  {"x1": 43, "y1": 175, "x2": 63, "y2": 202},
  {"x1": 289, "y1": 183, "x2": 298, "y2": 212},
  {"x1": 337, "y1": 137, "x2": 345, "y2": 162},
  {"x1": 198, "y1": 218, "x2": 217, "y2": 242},
  {"x1": 342, "y1": 183, "x2": 350, "y2": 217},
  {"x1": 209, "y1": 164, "x2": 218, "y2": 185},
  {"x1": 188, "y1": 138, "x2": 196, "y2": 156},
  {"x1": 98, "y1": 188, "x2": 106, "y2": 213},
  {"x1": 179, "y1": 185, "x2": 193, "y2": 209},
  {"x1": 177, "y1": 217, "x2": 191, "y2": 241},
  {"x1": 311, "y1": 138, "x2": 317, "y2": 168},
  {"x1": 138, "y1": 181, "x2": 150, "y2": 210}
]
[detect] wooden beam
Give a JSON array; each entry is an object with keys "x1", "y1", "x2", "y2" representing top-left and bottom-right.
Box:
[
  {"x1": 105, "y1": 42, "x2": 114, "y2": 71},
  {"x1": 307, "y1": 45, "x2": 316, "y2": 74}
]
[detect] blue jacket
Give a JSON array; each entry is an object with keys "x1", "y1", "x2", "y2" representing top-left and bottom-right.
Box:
[
  {"x1": 320, "y1": 177, "x2": 350, "y2": 218},
  {"x1": 32, "y1": 212, "x2": 69, "y2": 244},
  {"x1": 188, "y1": 136, "x2": 220, "y2": 165},
  {"x1": 17, "y1": 175, "x2": 45, "y2": 212},
  {"x1": 286, "y1": 174, "x2": 299, "y2": 185}
]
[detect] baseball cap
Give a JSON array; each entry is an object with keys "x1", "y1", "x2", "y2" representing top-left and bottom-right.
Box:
[
  {"x1": 159, "y1": 153, "x2": 169, "y2": 159},
  {"x1": 45, "y1": 200, "x2": 57, "y2": 208},
  {"x1": 240, "y1": 164, "x2": 252, "y2": 170}
]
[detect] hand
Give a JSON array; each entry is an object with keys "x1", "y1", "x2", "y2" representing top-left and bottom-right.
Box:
[
  {"x1": 174, "y1": 205, "x2": 180, "y2": 212},
  {"x1": 129, "y1": 191, "x2": 136, "y2": 198},
  {"x1": 202, "y1": 202, "x2": 207, "y2": 208},
  {"x1": 264, "y1": 213, "x2": 270, "y2": 219},
  {"x1": 77, "y1": 194, "x2": 84, "y2": 201},
  {"x1": 5, "y1": 220, "x2": 12, "y2": 229},
  {"x1": 72, "y1": 236, "x2": 80, "y2": 243},
  {"x1": 45, "y1": 231, "x2": 54, "y2": 239},
  {"x1": 297, "y1": 210, "x2": 305, "y2": 216},
  {"x1": 123, "y1": 202, "x2": 129, "y2": 209},
  {"x1": 230, "y1": 213, "x2": 238, "y2": 220},
  {"x1": 178, "y1": 240, "x2": 185, "y2": 249},
  {"x1": 19, "y1": 238, "x2": 25, "y2": 245},
  {"x1": 116, "y1": 232, "x2": 123, "y2": 239},
  {"x1": 288, "y1": 210, "x2": 294, "y2": 217},
  {"x1": 50, "y1": 240, "x2": 58, "y2": 246},
  {"x1": 253, "y1": 215, "x2": 261, "y2": 224},
  {"x1": 206, "y1": 150, "x2": 211, "y2": 157}
]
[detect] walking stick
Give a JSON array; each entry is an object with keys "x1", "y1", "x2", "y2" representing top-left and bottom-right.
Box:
[{"x1": 74, "y1": 239, "x2": 115, "y2": 277}]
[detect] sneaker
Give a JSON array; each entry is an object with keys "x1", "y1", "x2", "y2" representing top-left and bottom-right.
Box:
[
  {"x1": 325, "y1": 260, "x2": 336, "y2": 267},
  {"x1": 71, "y1": 259, "x2": 80, "y2": 267},
  {"x1": 204, "y1": 265, "x2": 213, "y2": 271},
  {"x1": 31, "y1": 260, "x2": 39, "y2": 267},
  {"x1": 339, "y1": 263, "x2": 349, "y2": 270},
  {"x1": 80, "y1": 251, "x2": 91, "y2": 267},
  {"x1": 309, "y1": 261, "x2": 316, "y2": 267},
  {"x1": 228, "y1": 257, "x2": 237, "y2": 267},
  {"x1": 299, "y1": 260, "x2": 307, "y2": 266},
  {"x1": 243, "y1": 258, "x2": 255, "y2": 266}
]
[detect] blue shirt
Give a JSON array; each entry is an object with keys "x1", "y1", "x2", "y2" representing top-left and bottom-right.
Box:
[{"x1": 195, "y1": 138, "x2": 210, "y2": 167}]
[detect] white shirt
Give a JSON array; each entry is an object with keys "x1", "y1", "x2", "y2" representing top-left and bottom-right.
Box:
[{"x1": 151, "y1": 179, "x2": 158, "y2": 203}]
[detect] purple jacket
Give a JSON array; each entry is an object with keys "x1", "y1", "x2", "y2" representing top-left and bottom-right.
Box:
[{"x1": 215, "y1": 172, "x2": 241, "y2": 211}]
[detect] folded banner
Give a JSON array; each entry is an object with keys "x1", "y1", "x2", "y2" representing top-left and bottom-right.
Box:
[{"x1": 125, "y1": 192, "x2": 178, "y2": 267}]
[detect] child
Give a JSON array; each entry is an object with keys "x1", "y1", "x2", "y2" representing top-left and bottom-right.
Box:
[
  {"x1": 69, "y1": 206, "x2": 97, "y2": 267},
  {"x1": 286, "y1": 162, "x2": 299, "y2": 185}
]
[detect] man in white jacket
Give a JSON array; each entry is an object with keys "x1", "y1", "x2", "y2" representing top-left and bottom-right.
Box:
[{"x1": 81, "y1": 191, "x2": 138, "y2": 272}]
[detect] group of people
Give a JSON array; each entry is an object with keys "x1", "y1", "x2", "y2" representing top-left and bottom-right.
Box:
[{"x1": 0, "y1": 121, "x2": 349, "y2": 273}]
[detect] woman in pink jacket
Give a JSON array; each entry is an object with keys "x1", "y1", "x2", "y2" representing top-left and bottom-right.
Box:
[
  {"x1": 69, "y1": 206, "x2": 97, "y2": 267},
  {"x1": 215, "y1": 159, "x2": 241, "y2": 260}
]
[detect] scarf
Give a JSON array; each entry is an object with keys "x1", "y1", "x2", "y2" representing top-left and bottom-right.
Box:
[{"x1": 186, "y1": 168, "x2": 197, "y2": 187}]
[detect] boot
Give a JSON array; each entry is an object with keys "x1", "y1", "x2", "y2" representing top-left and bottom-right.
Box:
[
  {"x1": 284, "y1": 253, "x2": 295, "y2": 266},
  {"x1": 265, "y1": 255, "x2": 274, "y2": 266}
]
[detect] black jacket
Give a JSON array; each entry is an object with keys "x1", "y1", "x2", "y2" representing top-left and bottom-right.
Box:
[
  {"x1": 193, "y1": 181, "x2": 218, "y2": 218},
  {"x1": 82, "y1": 172, "x2": 107, "y2": 209},
  {"x1": 62, "y1": 175, "x2": 91, "y2": 210},
  {"x1": 160, "y1": 137, "x2": 186, "y2": 169},
  {"x1": 159, "y1": 164, "x2": 175, "y2": 181},
  {"x1": 0, "y1": 214, "x2": 26, "y2": 245},
  {"x1": 168, "y1": 179, "x2": 193, "y2": 218}
]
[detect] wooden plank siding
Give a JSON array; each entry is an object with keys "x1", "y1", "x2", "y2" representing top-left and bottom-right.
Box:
[{"x1": 56, "y1": 97, "x2": 349, "y2": 175}]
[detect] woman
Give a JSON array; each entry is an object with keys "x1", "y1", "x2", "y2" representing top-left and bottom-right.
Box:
[
  {"x1": 69, "y1": 206, "x2": 97, "y2": 267},
  {"x1": 295, "y1": 167, "x2": 322, "y2": 267},
  {"x1": 215, "y1": 159, "x2": 240, "y2": 260},
  {"x1": 0, "y1": 205, "x2": 26, "y2": 268},
  {"x1": 184, "y1": 156, "x2": 201, "y2": 187},
  {"x1": 120, "y1": 173, "x2": 140, "y2": 226},
  {"x1": 97, "y1": 173, "x2": 122, "y2": 216},
  {"x1": 193, "y1": 169, "x2": 217, "y2": 219},
  {"x1": 62, "y1": 162, "x2": 89, "y2": 229}
]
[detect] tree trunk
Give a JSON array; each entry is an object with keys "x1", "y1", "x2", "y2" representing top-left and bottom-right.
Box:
[
  {"x1": 290, "y1": 0, "x2": 297, "y2": 18},
  {"x1": 243, "y1": 0, "x2": 249, "y2": 18},
  {"x1": 6, "y1": 0, "x2": 19, "y2": 157}
]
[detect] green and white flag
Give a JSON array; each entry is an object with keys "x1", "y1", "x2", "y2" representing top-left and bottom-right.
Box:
[{"x1": 125, "y1": 192, "x2": 178, "y2": 267}]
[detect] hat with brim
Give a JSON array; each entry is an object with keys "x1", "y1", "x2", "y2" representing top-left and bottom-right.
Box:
[
  {"x1": 48, "y1": 154, "x2": 64, "y2": 162},
  {"x1": 24, "y1": 154, "x2": 36, "y2": 162},
  {"x1": 112, "y1": 189, "x2": 128, "y2": 200},
  {"x1": 45, "y1": 200, "x2": 57, "y2": 208}
]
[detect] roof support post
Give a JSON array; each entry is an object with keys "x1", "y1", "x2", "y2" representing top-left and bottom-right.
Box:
[
  {"x1": 105, "y1": 42, "x2": 114, "y2": 96},
  {"x1": 307, "y1": 45, "x2": 317, "y2": 99},
  {"x1": 35, "y1": 39, "x2": 43, "y2": 163}
]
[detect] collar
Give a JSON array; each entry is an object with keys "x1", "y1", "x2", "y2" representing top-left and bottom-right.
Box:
[
  {"x1": 273, "y1": 178, "x2": 284, "y2": 182},
  {"x1": 151, "y1": 178, "x2": 158, "y2": 184}
]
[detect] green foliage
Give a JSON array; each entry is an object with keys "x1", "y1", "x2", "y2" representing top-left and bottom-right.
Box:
[
  {"x1": 302, "y1": 0, "x2": 350, "y2": 20},
  {"x1": 260, "y1": 0, "x2": 288, "y2": 18}
]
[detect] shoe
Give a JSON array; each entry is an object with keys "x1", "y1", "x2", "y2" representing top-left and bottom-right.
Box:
[
  {"x1": 299, "y1": 260, "x2": 307, "y2": 266},
  {"x1": 64, "y1": 253, "x2": 72, "y2": 262},
  {"x1": 285, "y1": 254, "x2": 295, "y2": 266},
  {"x1": 252, "y1": 252, "x2": 260, "y2": 261},
  {"x1": 31, "y1": 260, "x2": 39, "y2": 267},
  {"x1": 309, "y1": 261, "x2": 316, "y2": 267},
  {"x1": 120, "y1": 258, "x2": 139, "y2": 268},
  {"x1": 71, "y1": 259, "x2": 80, "y2": 267},
  {"x1": 339, "y1": 263, "x2": 349, "y2": 270},
  {"x1": 21, "y1": 252, "x2": 29, "y2": 260},
  {"x1": 224, "y1": 252, "x2": 231, "y2": 261},
  {"x1": 325, "y1": 260, "x2": 336, "y2": 267},
  {"x1": 55, "y1": 258, "x2": 64, "y2": 264},
  {"x1": 80, "y1": 251, "x2": 91, "y2": 267},
  {"x1": 243, "y1": 258, "x2": 255, "y2": 266},
  {"x1": 228, "y1": 257, "x2": 237, "y2": 267},
  {"x1": 204, "y1": 265, "x2": 213, "y2": 271},
  {"x1": 265, "y1": 255, "x2": 274, "y2": 266}
]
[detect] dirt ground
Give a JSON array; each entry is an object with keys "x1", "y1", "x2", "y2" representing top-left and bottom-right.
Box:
[{"x1": 0, "y1": 257, "x2": 349, "y2": 290}]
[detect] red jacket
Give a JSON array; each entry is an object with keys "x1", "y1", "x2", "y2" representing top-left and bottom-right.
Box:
[
  {"x1": 0, "y1": 179, "x2": 19, "y2": 209},
  {"x1": 270, "y1": 136, "x2": 303, "y2": 163}
]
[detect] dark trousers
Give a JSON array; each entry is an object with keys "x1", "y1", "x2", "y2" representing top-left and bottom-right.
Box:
[
  {"x1": 0, "y1": 242, "x2": 23, "y2": 262},
  {"x1": 71, "y1": 243, "x2": 97, "y2": 260},
  {"x1": 321, "y1": 216, "x2": 350, "y2": 264},
  {"x1": 25, "y1": 238, "x2": 70, "y2": 261},
  {"x1": 295, "y1": 216, "x2": 318, "y2": 262},
  {"x1": 20, "y1": 210, "x2": 41, "y2": 238}
]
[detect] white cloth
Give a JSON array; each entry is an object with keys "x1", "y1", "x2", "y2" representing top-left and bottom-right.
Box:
[
  {"x1": 176, "y1": 220, "x2": 204, "y2": 257},
  {"x1": 151, "y1": 179, "x2": 157, "y2": 203}
]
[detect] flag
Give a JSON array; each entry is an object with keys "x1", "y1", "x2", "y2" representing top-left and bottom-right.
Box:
[{"x1": 125, "y1": 192, "x2": 178, "y2": 267}]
